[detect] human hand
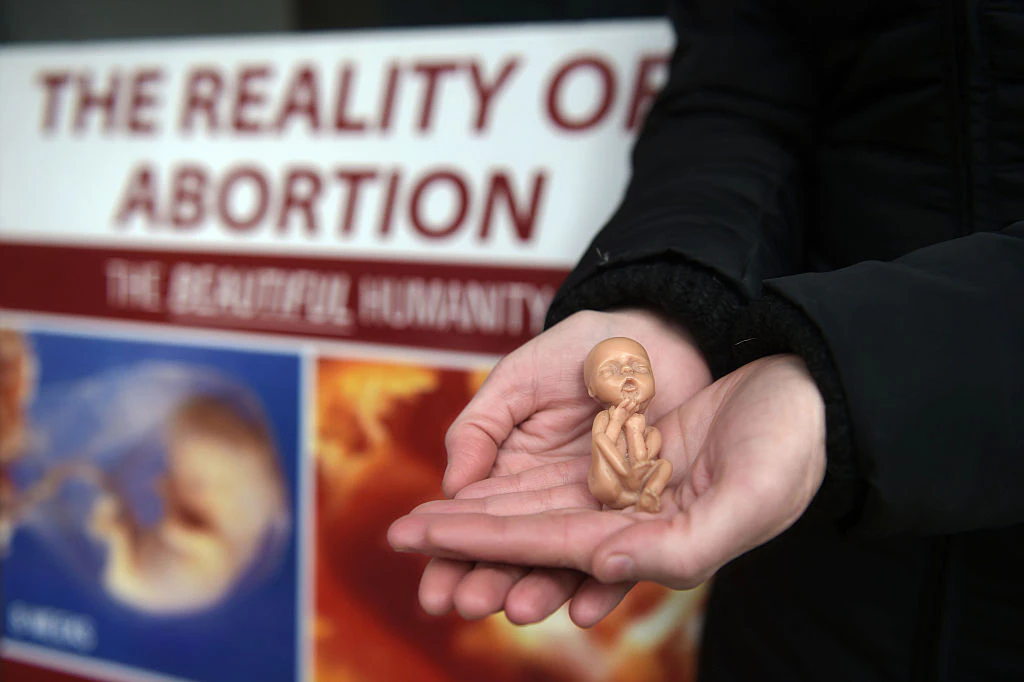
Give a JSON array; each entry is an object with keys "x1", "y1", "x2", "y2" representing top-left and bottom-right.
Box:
[
  {"x1": 410, "y1": 308, "x2": 712, "y2": 625},
  {"x1": 390, "y1": 354, "x2": 827, "y2": 625}
]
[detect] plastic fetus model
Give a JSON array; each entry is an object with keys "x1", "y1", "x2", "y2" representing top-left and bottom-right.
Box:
[{"x1": 584, "y1": 337, "x2": 671, "y2": 513}]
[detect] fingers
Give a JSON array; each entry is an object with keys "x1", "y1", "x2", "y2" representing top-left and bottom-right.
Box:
[
  {"x1": 390, "y1": 510, "x2": 634, "y2": 573},
  {"x1": 424, "y1": 562, "x2": 594, "y2": 625},
  {"x1": 442, "y1": 348, "x2": 544, "y2": 497},
  {"x1": 455, "y1": 458, "x2": 589, "y2": 500},
  {"x1": 442, "y1": 349, "x2": 588, "y2": 497},
  {"x1": 442, "y1": 411, "x2": 507, "y2": 499},
  {"x1": 568, "y1": 578, "x2": 634, "y2": 628},
  {"x1": 420, "y1": 559, "x2": 532, "y2": 622},
  {"x1": 590, "y1": 517, "x2": 706, "y2": 589},
  {"x1": 453, "y1": 563, "x2": 530, "y2": 620},
  {"x1": 591, "y1": 483, "x2": 772, "y2": 589},
  {"x1": 504, "y1": 568, "x2": 585, "y2": 625},
  {"x1": 419, "y1": 558, "x2": 472, "y2": 616},
  {"x1": 409, "y1": 482, "x2": 596, "y2": 518},
  {"x1": 417, "y1": 552, "x2": 636, "y2": 628}
]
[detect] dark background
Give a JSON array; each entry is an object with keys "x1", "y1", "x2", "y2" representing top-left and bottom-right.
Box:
[{"x1": 0, "y1": 0, "x2": 668, "y2": 43}]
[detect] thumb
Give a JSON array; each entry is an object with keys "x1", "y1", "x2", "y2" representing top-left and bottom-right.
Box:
[
  {"x1": 441, "y1": 352, "x2": 538, "y2": 497},
  {"x1": 442, "y1": 418, "x2": 501, "y2": 498},
  {"x1": 590, "y1": 487, "x2": 770, "y2": 589}
]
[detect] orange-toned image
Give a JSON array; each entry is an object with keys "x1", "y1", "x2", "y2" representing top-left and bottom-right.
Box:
[
  {"x1": 0, "y1": 327, "x2": 36, "y2": 463},
  {"x1": 314, "y1": 357, "x2": 707, "y2": 682},
  {"x1": 1, "y1": 327, "x2": 37, "y2": 551}
]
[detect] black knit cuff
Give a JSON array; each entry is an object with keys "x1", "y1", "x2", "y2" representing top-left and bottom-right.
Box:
[
  {"x1": 545, "y1": 258, "x2": 747, "y2": 379},
  {"x1": 733, "y1": 292, "x2": 866, "y2": 529}
]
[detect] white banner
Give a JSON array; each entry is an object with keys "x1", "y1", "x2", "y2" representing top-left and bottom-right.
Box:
[{"x1": 0, "y1": 20, "x2": 673, "y2": 267}]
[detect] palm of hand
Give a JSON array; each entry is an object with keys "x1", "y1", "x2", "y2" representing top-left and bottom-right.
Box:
[
  {"x1": 442, "y1": 309, "x2": 711, "y2": 497},
  {"x1": 482, "y1": 370, "x2": 595, "y2": 479}
]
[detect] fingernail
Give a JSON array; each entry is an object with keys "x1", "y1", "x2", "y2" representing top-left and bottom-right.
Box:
[{"x1": 601, "y1": 554, "x2": 635, "y2": 582}]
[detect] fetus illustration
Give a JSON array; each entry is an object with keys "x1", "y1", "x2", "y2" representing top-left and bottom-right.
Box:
[
  {"x1": 2, "y1": 352, "x2": 291, "y2": 615},
  {"x1": 90, "y1": 393, "x2": 288, "y2": 613},
  {"x1": 584, "y1": 338, "x2": 671, "y2": 513}
]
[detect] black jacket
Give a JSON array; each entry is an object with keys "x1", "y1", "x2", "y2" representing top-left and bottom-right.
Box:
[{"x1": 547, "y1": 1, "x2": 1024, "y2": 680}]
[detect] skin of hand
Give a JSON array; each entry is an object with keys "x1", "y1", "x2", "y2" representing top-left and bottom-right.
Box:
[
  {"x1": 389, "y1": 354, "x2": 827, "y2": 627},
  {"x1": 404, "y1": 309, "x2": 713, "y2": 627}
]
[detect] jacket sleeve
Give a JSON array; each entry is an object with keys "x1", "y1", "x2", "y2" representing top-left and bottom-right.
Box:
[
  {"x1": 738, "y1": 222, "x2": 1024, "y2": 536},
  {"x1": 546, "y1": 0, "x2": 815, "y2": 377}
]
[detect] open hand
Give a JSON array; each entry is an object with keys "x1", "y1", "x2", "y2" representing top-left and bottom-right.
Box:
[
  {"x1": 408, "y1": 308, "x2": 712, "y2": 626},
  {"x1": 390, "y1": 355, "x2": 826, "y2": 625}
]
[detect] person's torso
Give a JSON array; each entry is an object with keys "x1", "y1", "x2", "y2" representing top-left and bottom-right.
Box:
[
  {"x1": 699, "y1": 519, "x2": 1024, "y2": 681},
  {"x1": 789, "y1": 0, "x2": 1024, "y2": 270},
  {"x1": 697, "y1": 3, "x2": 1024, "y2": 680}
]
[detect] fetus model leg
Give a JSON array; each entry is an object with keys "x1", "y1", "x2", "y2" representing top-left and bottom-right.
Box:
[
  {"x1": 624, "y1": 415, "x2": 669, "y2": 513},
  {"x1": 589, "y1": 403, "x2": 640, "y2": 509}
]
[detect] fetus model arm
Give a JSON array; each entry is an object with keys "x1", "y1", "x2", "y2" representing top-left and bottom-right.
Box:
[
  {"x1": 591, "y1": 401, "x2": 634, "y2": 479},
  {"x1": 588, "y1": 407, "x2": 634, "y2": 509},
  {"x1": 623, "y1": 412, "x2": 649, "y2": 462},
  {"x1": 584, "y1": 338, "x2": 672, "y2": 513}
]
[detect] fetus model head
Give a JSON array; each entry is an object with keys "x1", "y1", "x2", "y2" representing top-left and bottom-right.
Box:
[{"x1": 583, "y1": 337, "x2": 656, "y2": 413}]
